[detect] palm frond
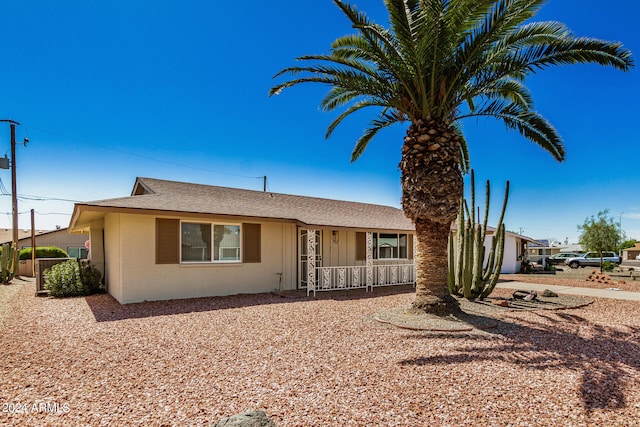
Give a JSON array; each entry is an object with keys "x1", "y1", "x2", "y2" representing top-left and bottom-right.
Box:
[
  {"x1": 521, "y1": 37, "x2": 635, "y2": 71},
  {"x1": 451, "y1": 122, "x2": 471, "y2": 173},
  {"x1": 461, "y1": 100, "x2": 564, "y2": 161},
  {"x1": 351, "y1": 111, "x2": 399, "y2": 162},
  {"x1": 270, "y1": 0, "x2": 633, "y2": 167},
  {"x1": 325, "y1": 99, "x2": 389, "y2": 139}
]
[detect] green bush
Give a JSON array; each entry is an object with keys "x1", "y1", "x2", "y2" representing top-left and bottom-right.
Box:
[
  {"x1": 602, "y1": 261, "x2": 614, "y2": 272},
  {"x1": 79, "y1": 260, "x2": 103, "y2": 295},
  {"x1": 44, "y1": 260, "x2": 103, "y2": 298},
  {"x1": 19, "y1": 246, "x2": 69, "y2": 260}
]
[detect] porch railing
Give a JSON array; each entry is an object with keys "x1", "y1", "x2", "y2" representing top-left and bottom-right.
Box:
[{"x1": 307, "y1": 263, "x2": 415, "y2": 296}]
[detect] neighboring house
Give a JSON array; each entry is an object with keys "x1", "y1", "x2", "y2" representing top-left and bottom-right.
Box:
[
  {"x1": 1, "y1": 227, "x2": 90, "y2": 259},
  {"x1": 622, "y1": 243, "x2": 640, "y2": 261},
  {"x1": 69, "y1": 177, "x2": 532, "y2": 304},
  {"x1": 528, "y1": 241, "x2": 583, "y2": 263},
  {"x1": 1, "y1": 228, "x2": 90, "y2": 276},
  {"x1": 482, "y1": 229, "x2": 536, "y2": 273},
  {"x1": 0, "y1": 228, "x2": 49, "y2": 245}
]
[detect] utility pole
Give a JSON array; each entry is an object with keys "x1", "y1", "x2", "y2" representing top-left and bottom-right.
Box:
[
  {"x1": 0, "y1": 119, "x2": 24, "y2": 278},
  {"x1": 10, "y1": 122, "x2": 18, "y2": 276},
  {"x1": 31, "y1": 209, "x2": 36, "y2": 276}
]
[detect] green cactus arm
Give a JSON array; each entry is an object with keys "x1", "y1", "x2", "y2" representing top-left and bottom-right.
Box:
[
  {"x1": 455, "y1": 196, "x2": 466, "y2": 291},
  {"x1": 448, "y1": 230, "x2": 458, "y2": 295},
  {"x1": 481, "y1": 179, "x2": 490, "y2": 244},
  {"x1": 481, "y1": 224, "x2": 506, "y2": 299}
]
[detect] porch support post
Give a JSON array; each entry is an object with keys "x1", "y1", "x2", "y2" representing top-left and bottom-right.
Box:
[
  {"x1": 307, "y1": 229, "x2": 316, "y2": 296},
  {"x1": 366, "y1": 232, "x2": 373, "y2": 291},
  {"x1": 413, "y1": 232, "x2": 417, "y2": 285}
]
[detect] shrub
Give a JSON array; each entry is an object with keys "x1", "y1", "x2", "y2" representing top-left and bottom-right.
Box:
[
  {"x1": 602, "y1": 261, "x2": 614, "y2": 272},
  {"x1": 44, "y1": 260, "x2": 103, "y2": 297},
  {"x1": 44, "y1": 260, "x2": 83, "y2": 297},
  {"x1": 19, "y1": 246, "x2": 69, "y2": 260},
  {"x1": 79, "y1": 260, "x2": 103, "y2": 294},
  {"x1": 519, "y1": 260, "x2": 533, "y2": 274}
]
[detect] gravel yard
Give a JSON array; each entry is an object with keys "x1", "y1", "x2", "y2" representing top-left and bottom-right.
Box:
[
  {"x1": 1, "y1": 281, "x2": 639, "y2": 426},
  {"x1": 502, "y1": 266, "x2": 640, "y2": 292}
]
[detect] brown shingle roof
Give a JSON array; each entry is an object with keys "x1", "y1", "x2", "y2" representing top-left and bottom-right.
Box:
[{"x1": 72, "y1": 177, "x2": 414, "y2": 231}]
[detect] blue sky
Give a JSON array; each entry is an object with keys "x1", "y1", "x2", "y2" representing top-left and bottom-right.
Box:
[{"x1": 0, "y1": 0, "x2": 638, "y2": 244}]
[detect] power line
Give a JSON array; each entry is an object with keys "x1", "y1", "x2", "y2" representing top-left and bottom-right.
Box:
[
  {"x1": 0, "y1": 193, "x2": 81, "y2": 203},
  {"x1": 24, "y1": 124, "x2": 266, "y2": 181},
  {"x1": 3, "y1": 210, "x2": 71, "y2": 216}
]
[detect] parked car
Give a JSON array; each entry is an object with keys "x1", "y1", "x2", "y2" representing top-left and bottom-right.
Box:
[
  {"x1": 544, "y1": 253, "x2": 581, "y2": 266},
  {"x1": 565, "y1": 252, "x2": 621, "y2": 269}
]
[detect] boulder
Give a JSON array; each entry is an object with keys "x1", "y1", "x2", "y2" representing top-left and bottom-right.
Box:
[{"x1": 213, "y1": 410, "x2": 276, "y2": 427}]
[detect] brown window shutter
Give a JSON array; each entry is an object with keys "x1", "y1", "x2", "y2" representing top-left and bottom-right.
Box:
[
  {"x1": 156, "y1": 218, "x2": 179, "y2": 264},
  {"x1": 243, "y1": 223, "x2": 261, "y2": 263},
  {"x1": 356, "y1": 232, "x2": 366, "y2": 261}
]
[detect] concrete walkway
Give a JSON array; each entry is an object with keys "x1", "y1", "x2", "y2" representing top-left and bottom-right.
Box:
[{"x1": 497, "y1": 281, "x2": 640, "y2": 301}]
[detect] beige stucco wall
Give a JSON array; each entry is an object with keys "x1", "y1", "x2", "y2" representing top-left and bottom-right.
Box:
[
  {"x1": 103, "y1": 215, "x2": 122, "y2": 303},
  {"x1": 502, "y1": 235, "x2": 519, "y2": 274},
  {"x1": 103, "y1": 213, "x2": 297, "y2": 304}
]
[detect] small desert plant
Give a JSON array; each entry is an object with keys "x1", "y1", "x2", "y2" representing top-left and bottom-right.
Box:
[
  {"x1": 0, "y1": 243, "x2": 15, "y2": 284},
  {"x1": 44, "y1": 260, "x2": 103, "y2": 297},
  {"x1": 602, "y1": 261, "x2": 614, "y2": 272},
  {"x1": 519, "y1": 260, "x2": 534, "y2": 274}
]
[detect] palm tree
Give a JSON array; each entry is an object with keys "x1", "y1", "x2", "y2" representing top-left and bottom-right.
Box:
[{"x1": 270, "y1": 0, "x2": 633, "y2": 315}]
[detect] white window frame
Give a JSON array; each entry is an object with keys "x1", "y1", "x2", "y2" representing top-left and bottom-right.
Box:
[{"x1": 180, "y1": 221, "x2": 242, "y2": 264}]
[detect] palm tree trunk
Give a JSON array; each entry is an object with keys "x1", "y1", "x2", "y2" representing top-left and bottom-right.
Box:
[
  {"x1": 413, "y1": 217, "x2": 461, "y2": 314},
  {"x1": 400, "y1": 118, "x2": 463, "y2": 315}
]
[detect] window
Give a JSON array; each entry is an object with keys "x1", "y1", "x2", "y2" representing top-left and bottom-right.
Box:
[
  {"x1": 213, "y1": 225, "x2": 241, "y2": 261},
  {"x1": 356, "y1": 232, "x2": 411, "y2": 260},
  {"x1": 374, "y1": 233, "x2": 408, "y2": 260},
  {"x1": 67, "y1": 247, "x2": 89, "y2": 259},
  {"x1": 181, "y1": 222, "x2": 241, "y2": 263},
  {"x1": 156, "y1": 219, "x2": 260, "y2": 265}
]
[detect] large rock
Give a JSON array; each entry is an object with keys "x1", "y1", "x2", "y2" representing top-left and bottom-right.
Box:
[{"x1": 213, "y1": 410, "x2": 276, "y2": 427}]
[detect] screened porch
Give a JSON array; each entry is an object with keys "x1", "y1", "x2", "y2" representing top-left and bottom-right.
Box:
[{"x1": 299, "y1": 228, "x2": 416, "y2": 296}]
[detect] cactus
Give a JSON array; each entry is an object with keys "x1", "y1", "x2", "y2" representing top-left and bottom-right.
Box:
[
  {"x1": 0, "y1": 243, "x2": 15, "y2": 284},
  {"x1": 448, "y1": 170, "x2": 509, "y2": 300}
]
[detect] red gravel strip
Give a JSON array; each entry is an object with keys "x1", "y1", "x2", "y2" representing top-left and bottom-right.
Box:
[
  {"x1": 1, "y1": 282, "x2": 639, "y2": 426},
  {"x1": 502, "y1": 273, "x2": 640, "y2": 292}
]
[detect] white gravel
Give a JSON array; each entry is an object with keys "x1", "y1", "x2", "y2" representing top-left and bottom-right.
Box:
[{"x1": 1, "y1": 282, "x2": 639, "y2": 426}]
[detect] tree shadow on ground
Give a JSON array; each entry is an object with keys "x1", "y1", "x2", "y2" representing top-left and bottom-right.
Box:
[
  {"x1": 85, "y1": 284, "x2": 415, "y2": 322},
  {"x1": 399, "y1": 310, "x2": 640, "y2": 413}
]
